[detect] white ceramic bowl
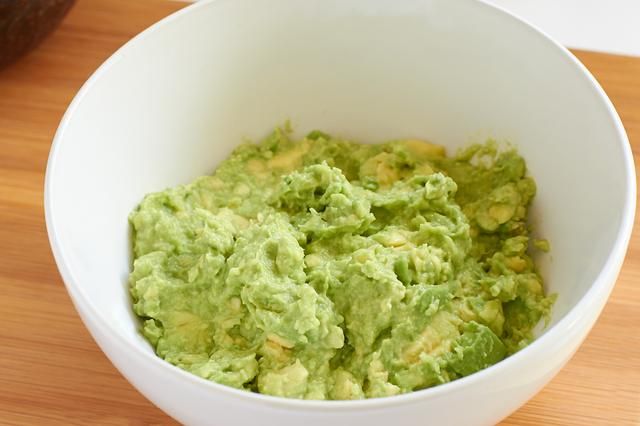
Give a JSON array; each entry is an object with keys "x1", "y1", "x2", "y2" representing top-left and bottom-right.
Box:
[{"x1": 45, "y1": 0, "x2": 636, "y2": 425}]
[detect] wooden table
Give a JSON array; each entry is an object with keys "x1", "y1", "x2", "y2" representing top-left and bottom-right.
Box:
[{"x1": 0, "y1": 1, "x2": 638, "y2": 424}]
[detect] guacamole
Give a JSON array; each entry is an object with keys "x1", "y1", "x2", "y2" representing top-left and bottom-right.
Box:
[{"x1": 129, "y1": 126, "x2": 554, "y2": 400}]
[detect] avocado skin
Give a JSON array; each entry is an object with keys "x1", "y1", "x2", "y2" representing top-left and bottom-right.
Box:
[{"x1": 0, "y1": 0, "x2": 75, "y2": 70}]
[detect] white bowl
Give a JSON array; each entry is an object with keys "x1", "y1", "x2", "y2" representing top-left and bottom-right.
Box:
[{"x1": 44, "y1": 0, "x2": 636, "y2": 425}]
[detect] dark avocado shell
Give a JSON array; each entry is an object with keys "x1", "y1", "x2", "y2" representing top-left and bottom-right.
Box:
[{"x1": 0, "y1": 0, "x2": 75, "y2": 69}]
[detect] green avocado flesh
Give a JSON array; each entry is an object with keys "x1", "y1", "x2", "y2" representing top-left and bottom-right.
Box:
[{"x1": 129, "y1": 127, "x2": 555, "y2": 400}]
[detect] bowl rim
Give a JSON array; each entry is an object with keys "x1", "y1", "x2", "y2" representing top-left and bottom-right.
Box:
[{"x1": 44, "y1": 0, "x2": 636, "y2": 411}]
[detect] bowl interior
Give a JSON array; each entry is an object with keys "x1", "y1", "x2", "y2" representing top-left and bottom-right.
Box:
[{"x1": 47, "y1": 0, "x2": 631, "y2": 364}]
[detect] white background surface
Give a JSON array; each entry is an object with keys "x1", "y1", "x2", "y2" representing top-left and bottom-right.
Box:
[
  {"x1": 185, "y1": 0, "x2": 640, "y2": 56},
  {"x1": 484, "y1": 0, "x2": 640, "y2": 56}
]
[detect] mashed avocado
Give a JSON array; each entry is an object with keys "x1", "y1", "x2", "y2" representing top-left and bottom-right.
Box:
[{"x1": 129, "y1": 126, "x2": 554, "y2": 400}]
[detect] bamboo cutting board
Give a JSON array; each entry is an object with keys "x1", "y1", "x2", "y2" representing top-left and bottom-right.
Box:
[{"x1": 0, "y1": 0, "x2": 638, "y2": 424}]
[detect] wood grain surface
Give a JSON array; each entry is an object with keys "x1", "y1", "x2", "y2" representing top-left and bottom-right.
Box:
[{"x1": 0, "y1": 0, "x2": 638, "y2": 424}]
